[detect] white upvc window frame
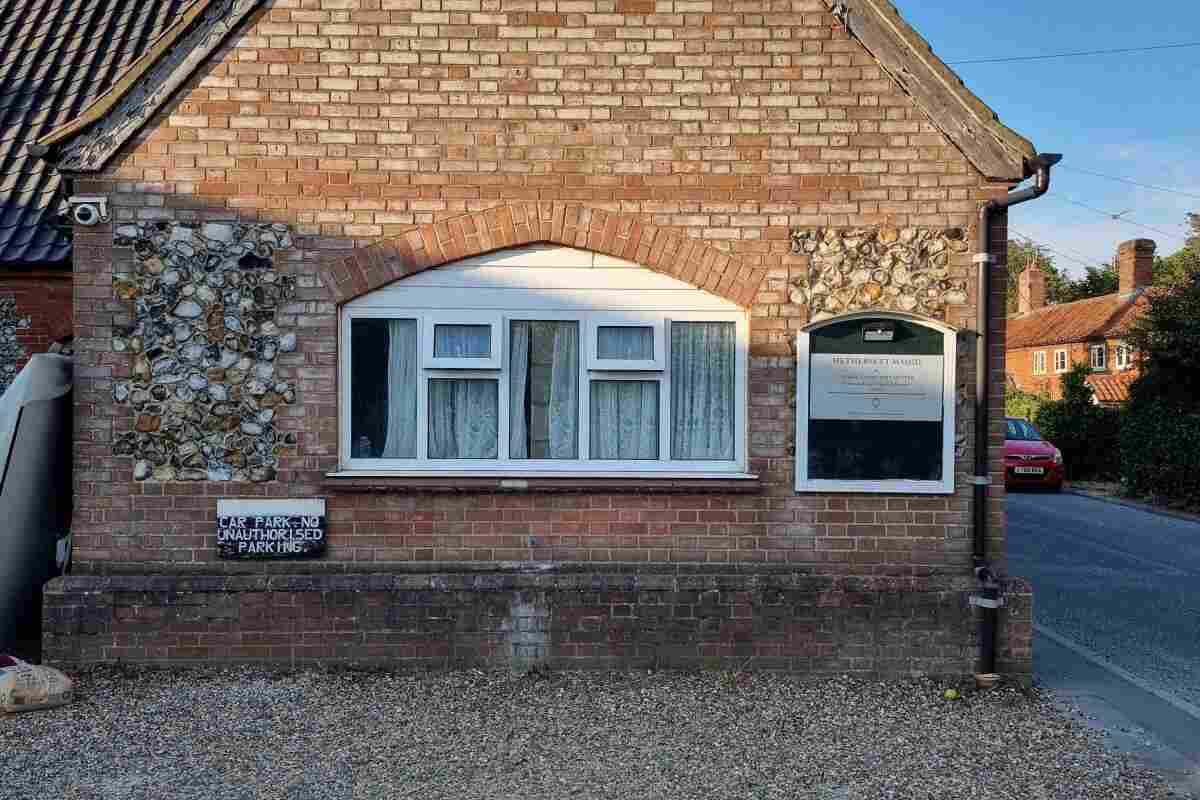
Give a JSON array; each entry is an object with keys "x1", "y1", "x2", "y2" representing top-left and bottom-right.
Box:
[
  {"x1": 1033, "y1": 351, "x2": 1046, "y2": 375},
  {"x1": 1090, "y1": 343, "x2": 1107, "y2": 371},
  {"x1": 338, "y1": 306, "x2": 749, "y2": 477},
  {"x1": 794, "y1": 311, "x2": 957, "y2": 496},
  {"x1": 422, "y1": 311, "x2": 503, "y2": 369},
  {"x1": 1115, "y1": 342, "x2": 1132, "y2": 370},
  {"x1": 1054, "y1": 349, "x2": 1068, "y2": 373},
  {"x1": 585, "y1": 313, "x2": 666, "y2": 372}
]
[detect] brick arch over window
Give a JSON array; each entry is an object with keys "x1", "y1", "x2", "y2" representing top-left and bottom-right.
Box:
[{"x1": 320, "y1": 203, "x2": 767, "y2": 307}]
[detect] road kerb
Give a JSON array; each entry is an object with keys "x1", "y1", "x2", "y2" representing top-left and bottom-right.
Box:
[
  {"x1": 1034, "y1": 623, "x2": 1200, "y2": 723},
  {"x1": 1063, "y1": 488, "x2": 1200, "y2": 526}
]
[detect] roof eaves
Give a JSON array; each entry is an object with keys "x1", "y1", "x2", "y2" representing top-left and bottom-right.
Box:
[
  {"x1": 30, "y1": 0, "x2": 262, "y2": 173},
  {"x1": 826, "y1": 0, "x2": 1038, "y2": 182}
]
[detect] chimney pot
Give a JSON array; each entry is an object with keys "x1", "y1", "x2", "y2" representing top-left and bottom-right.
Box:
[
  {"x1": 1117, "y1": 239, "x2": 1156, "y2": 294},
  {"x1": 1018, "y1": 264, "x2": 1046, "y2": 313}
]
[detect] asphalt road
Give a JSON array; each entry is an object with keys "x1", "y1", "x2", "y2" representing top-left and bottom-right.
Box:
[{"x1": 1008, "y1": 491, "x2": 1200, "y2": 793}]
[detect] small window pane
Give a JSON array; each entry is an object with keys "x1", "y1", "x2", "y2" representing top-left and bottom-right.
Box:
[
  {"x1": 433, "y1": 324, "x2": 491, "y2": 358},
  {"x1": 590, "y1": 381, "x2": 659, "y2": 460},
  {"x1": 428, "y1": 379, "x2": 498, "y2": 459},
  {"x1": 671, "y1": 321, "x2": 736, "y2": 460},
  {"x1": 597, "y1": 326, "x2": 654, "y2": 360},
  {"x1": 351, "y1": 318, "x2": 417, "y2": 459},
  {"x1": 510, "y1": 321, "x2": 579, "y2": 459}
]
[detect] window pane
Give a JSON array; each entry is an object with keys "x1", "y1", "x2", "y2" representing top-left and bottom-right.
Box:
[
  {"x1": 428, "y1": 379, "x2": 498, "y2": 459},
  {"x1": 509, "y1": 321, "x2": 579, "y2": 459},
  {"x1": 597, "y1": 326, "x2": 653, "y2": 360},
  {"x1": 671, "y1": 321, "x2": 736, "y2": 460},
  {"x1": 351, "y1": 318, "x2": 417, "y2": 458},
  {"x1": 590, "y1": 381, "x2": 659, "y2": 460},
  {"x1": 433, "y1": 324, "x2": 491, "y2": 358}
]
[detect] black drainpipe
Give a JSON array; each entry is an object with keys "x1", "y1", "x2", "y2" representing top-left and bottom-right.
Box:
[{"x1": 973, "y1": 152, "x2": 1062, "y2": 675}]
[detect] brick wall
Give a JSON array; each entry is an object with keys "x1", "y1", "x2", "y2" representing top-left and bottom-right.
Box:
[
  {"x1": 0, "y1": 273, "x2": 73, "y2": 378},
  {"x1": 43, "y1": 567, "x2": 1033, "y2": 679},
  {"x1": 54, "y1": 0, "x2": 1025, "y2": 674}
]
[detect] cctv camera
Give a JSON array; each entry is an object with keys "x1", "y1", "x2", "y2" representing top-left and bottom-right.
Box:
[{"x1": 67, "y1": 196, "x2": 109, "y2": 227}]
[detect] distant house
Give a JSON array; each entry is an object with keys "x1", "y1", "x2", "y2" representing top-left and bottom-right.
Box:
[{"x1": 1007, "y1": 239, "x2": 1155, "y2": 406}]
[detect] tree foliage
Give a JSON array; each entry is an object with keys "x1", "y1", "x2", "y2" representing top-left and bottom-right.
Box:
[
  {"x1": 1058, "y1": 264, "x2": 1119, "y2": 302},
  {"x1": 1120, "y1": 257, "x2": 1200, "y2": 503},
  {"x1": 1154, "y1": 212, "x2": 1200, "y2": 287}
]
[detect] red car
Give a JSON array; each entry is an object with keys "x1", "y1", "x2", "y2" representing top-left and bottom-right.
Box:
[{"x1": 1004, "y1": 417, "x2": 1063, "y2": 491}]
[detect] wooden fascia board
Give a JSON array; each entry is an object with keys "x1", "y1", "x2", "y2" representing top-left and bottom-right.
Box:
[
  {"x1": 830, "y1": 0, "x2": 1038, "y2": 181},
  {"x1": 30, "y1": 0, "x2": 263, "y2": 172}
]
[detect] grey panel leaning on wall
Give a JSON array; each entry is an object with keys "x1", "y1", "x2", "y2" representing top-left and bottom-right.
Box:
[
  {"x1": 790, "y1": 227, "x2": 971, "y2": 322},
  {"x1": 0, "y1": 297, "x2": 32, "y2": 396},
  {"x1": 110, "y1": 221, "x2": 297, "y2": 483}
]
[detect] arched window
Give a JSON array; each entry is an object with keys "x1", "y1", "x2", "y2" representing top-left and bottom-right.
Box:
[
  {"x1": 795, "y1": 312, "x2": 958, "y2": 494},
  {"x1": 339, "y1": 244, "x2": 750, "y2": 476}
]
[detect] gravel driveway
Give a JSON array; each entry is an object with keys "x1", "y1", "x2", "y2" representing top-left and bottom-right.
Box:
[{"x1": 0, "y1": 667, "x2": 1179, "y2": 800}]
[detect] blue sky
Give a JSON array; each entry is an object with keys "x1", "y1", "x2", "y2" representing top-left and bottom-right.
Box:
[{"x1": 894, "y1": 0, "x2": 1200, "y2": 276}]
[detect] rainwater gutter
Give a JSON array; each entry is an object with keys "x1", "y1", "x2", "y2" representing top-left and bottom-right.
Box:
[{"x1": 972, "y1": 152, "x2": 1062, "y2": 677}]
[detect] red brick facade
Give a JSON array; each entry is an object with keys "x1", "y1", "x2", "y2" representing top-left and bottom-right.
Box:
[
  {"x1": 1008, "y1": 339, "x2": 1136, "y2": 402},
  {"x1": 48, "y1": 0, "x2": 1028, "y2": 676},
  {"x1": 0, "y1": 273, "x2": 73, "y2": 376}
]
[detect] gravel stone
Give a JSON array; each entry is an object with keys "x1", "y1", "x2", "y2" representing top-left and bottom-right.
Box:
[{"x1": 0, "y1": 668, "x2": 1180, "y2": 800}]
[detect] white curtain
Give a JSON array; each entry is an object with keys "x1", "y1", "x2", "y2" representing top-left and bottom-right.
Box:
[
  {"x1": 590, "y1": 381, "x2": 658, "y2": 460},
  {"x1": 428, "y1": 379, "x2": 498, "y2": 459},
  {"x1": 434, "y1": 324, "x2": 490, "y2": 358},
  {"x1": 381, "y1": 319, "x2": 417, "y2": 458},
  {"x1": 671, "y1": 322, "x2": 735, "y2": 460},
  {"x1": 509, "y1": 321, "x2": 578, "y2": 459},
  {"x1": 597, "y1": 326, "x2": 653, "y2": 360}
]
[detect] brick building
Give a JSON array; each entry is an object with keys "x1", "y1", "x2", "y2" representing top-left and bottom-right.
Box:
[
  {"x1": 34, "y1": 0, "x2": 1048, "y2": 677},
  {"x1": 1008, "y1": 239, "x2": 1156, "y2": 406}
]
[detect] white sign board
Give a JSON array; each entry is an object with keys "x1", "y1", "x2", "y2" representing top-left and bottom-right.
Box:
[{"x1": 809, "y1": 353, "x2": 943, "y2": 422}]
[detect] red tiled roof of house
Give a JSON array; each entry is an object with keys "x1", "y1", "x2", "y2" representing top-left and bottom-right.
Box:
[
  {"x1": 1087, "y1": 371, "x2": 1137, "y2": 404},
  {"x1": 1007, "y1": 290, "x2": 1153, "y2": 349}
]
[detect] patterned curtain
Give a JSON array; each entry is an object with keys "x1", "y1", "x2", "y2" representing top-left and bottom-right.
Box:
[
  {"x1": 381, "y1": 319, "x2": 417, "y2": 458},
  {"x1": 671, "y1": 321, "x2": 735, "y2": 460},
  {"x1": 590, "y1": 381, "x2": 658, "y2": 460}
]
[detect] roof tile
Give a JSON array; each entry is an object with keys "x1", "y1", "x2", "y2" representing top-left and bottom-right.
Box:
[
  {"x1": 1008, "y1": 291, "x2": 1153, "y2": 349},
  {"x1": 0, "y1": 0, "x2": 195, "y2": 265},
  {"x1": 1086, "y1": 371, "x2": 1136, "y2": 404}
]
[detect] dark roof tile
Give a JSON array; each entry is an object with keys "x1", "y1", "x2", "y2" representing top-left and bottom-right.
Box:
[{"x1": 0, "y1": 0, "x2": 195, "y2": 265}]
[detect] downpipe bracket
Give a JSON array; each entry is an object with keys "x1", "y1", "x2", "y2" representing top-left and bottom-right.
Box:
[{"x1": 969, "y1": 594, "x2": 1005, "y2": 610}]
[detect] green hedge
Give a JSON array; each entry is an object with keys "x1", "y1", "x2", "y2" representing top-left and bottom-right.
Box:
[
  {"x1": 1031, "y1": 365, "x2": 1121, "y2": 480},
  {"x1": 1005, "y1": 387, "x2": 1046, "y2": 422},
  {"x1": 1120, "y1": 400, "x2": 1200, "y2": 502}
]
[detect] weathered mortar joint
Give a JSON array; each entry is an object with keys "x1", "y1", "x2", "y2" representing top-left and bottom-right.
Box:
[
  {"x1": 790, "y1": 227, "x2": 971, "y2": 322},
  {"x1": 110, "y1": 221, "x2": 297, "y2": 482},
  {"x1": 0, "y1": 295, "x2": 32, "y2": 394}
]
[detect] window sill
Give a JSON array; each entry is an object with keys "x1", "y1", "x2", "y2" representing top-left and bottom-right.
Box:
[{"x1": 323, "y1": 471, "x2": 763, "y2": 494}]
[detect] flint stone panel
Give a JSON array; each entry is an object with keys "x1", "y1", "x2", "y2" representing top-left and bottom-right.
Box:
[
  {"x1": 110, "y1": 221, "x2": 297, "y2": 483},
  {"x1": 791, "y1": 227, "x2": 971, "y2": 323}
]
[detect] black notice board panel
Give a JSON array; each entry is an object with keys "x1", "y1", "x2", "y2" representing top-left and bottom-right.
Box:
[{"x1": 807, "y1": 420, "x2": 943, "y2": 481}]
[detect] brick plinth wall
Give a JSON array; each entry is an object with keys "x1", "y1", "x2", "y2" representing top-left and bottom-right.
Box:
[{"x1": 44, "y1": 568, "x2": 1032, "y2": 679}]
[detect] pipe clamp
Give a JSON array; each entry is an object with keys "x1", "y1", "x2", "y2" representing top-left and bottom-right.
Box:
[
  {"x1": 970, "y1": 595, "x2": 1005, "y2": 609},
  {"x1": 968, "y1": 475, "x2": 991, "y2": 485},
  {"x1": 972, "y1": 253, "x2": 997, "y2": 264}
]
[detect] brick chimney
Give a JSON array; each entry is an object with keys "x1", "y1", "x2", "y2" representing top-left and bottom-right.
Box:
[
  {"x1": 1117, "y1": 239, "x2": 1156, "y2": 294},
  {"x1": 1017, "y1": 264, "x2": 1046, "y2": 314}
]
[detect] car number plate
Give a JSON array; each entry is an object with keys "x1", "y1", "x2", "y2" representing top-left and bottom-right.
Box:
[{"x1": 1014, "y1": 466, "x2": 1044, "y2": 475}]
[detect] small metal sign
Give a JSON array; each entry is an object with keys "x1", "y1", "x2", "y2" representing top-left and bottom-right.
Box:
[
  {"x1": 216, "y1": 498, "x2": 326, "y2": 559},
  {"x1": 862, "y1": 321, "x2": 895, "y2": 342}
]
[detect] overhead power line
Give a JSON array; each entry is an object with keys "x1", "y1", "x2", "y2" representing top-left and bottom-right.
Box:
[
  {"x1": 1045, "y1": 195, "x2": 1189, "y2": 242},
  {"x1": 1058, "y1": 165, "x2": 1200, "y2": 201},
  {"x1": 1009, "y1": 229, "x2": 1108, "y2": 273},
  {"x1": 946, "y1": 41, "x2": 1200, "y2": 66}
]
